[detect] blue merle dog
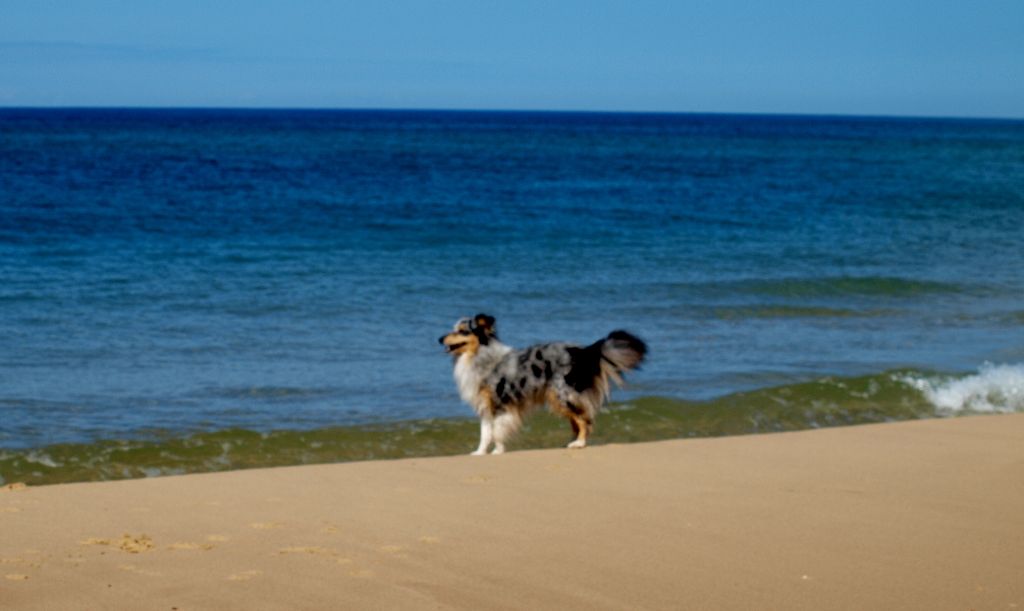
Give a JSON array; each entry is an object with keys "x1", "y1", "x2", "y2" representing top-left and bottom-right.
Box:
[{"x1": 439, "y1": 314, "x2": 647, "y2": 455}]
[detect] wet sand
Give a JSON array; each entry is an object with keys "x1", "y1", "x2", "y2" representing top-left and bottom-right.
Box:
[{"x1": 2, "y1": 414, "x2": 1022, "y2": 610}]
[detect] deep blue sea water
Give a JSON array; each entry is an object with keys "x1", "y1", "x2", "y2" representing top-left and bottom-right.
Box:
[{"x1": 2, "y1": 109, "x2": 1023, "y2": 479}]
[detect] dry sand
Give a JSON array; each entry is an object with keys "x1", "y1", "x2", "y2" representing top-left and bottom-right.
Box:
[{"x1": 2, "y1": 414, "x2": 1022, "y2": 610}]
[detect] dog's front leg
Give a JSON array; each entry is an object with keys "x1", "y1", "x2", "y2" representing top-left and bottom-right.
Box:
[
  {"x1": 491, "y1": 412, "x2": 517, "y2": 455},
  {"x1": 471, "y1": 417, "x2": 493, "y2": 455}
]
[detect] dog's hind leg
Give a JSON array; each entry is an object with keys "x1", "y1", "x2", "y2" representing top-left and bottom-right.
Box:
[
  {"x1": 566, "y1": 411, "x2": 591, "y2": 449},
  {"x1": 546, "y1": 389, "x2": 592, "y2": 450},
  {"x1": 472, "y1": 417, "x2": 493, "y2": 455}
]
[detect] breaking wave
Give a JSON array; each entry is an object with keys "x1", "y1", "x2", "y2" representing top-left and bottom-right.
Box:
[{"x1": 898, "y1": 363, "x2": 1024, "y2": 413}]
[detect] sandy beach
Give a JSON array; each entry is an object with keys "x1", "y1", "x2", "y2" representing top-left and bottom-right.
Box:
[{"x1": 2, "y1": 414, "x2": 1022, "y2": 610}]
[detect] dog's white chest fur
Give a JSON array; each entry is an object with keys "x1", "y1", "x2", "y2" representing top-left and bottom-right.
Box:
[
  {"x1": 453, "y1": 353, "x2": 480, "y2": 407},
  {"x1": 454, "y1": 345, "x2": 509, "y2": 413}
]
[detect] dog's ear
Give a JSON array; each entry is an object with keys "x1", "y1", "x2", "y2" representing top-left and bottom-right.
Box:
[{"x1": 473, "y1": 313, "x2": 496, "y2": 336}]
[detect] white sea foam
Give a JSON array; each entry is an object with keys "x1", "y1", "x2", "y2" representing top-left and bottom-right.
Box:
[
  {"x1": 898, "y1": 363, "x2": 1024, "y2": 414},
  {"x1": 23, "y1": 451, "x2": 59, "y2": 468}
]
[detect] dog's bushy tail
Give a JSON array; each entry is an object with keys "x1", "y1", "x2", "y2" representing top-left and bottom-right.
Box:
[
  {"x1": 567, "y1": 330, "x2": 647, "y2": 417},
  {"x1": 599, "y1": 331, "x2": 647, "y2": 379}
]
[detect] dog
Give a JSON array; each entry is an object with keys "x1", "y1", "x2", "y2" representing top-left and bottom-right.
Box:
[{"x1": 439, "y1": 314, "x2": 647, "y2": 455}]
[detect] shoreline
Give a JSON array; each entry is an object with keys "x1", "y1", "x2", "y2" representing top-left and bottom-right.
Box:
[
  {"x1": 7, "y1": 364, "x2": 1021, "y2": 487},
  {"x1": 2, "y1": 413, "x2": 1022, "y2": 610}
]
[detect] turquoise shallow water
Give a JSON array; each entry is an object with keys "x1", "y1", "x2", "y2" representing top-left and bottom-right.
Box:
[{"x1": 1, "y1": 109, "x2": 1023, "y2": 483}]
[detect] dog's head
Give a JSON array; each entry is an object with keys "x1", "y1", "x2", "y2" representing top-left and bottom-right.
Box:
[{"x1": 438, "y1": 313, "x2": 497, "y2": 357}]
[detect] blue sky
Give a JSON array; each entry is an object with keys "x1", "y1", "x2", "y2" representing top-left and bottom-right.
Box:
[{"x1": 2, "y1": 1, "x2": 1022, "y2": 117}]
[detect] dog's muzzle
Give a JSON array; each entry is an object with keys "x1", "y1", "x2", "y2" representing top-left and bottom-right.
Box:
[{"x1": 440, "y1": 337, "x2": 467, "y2": 353}]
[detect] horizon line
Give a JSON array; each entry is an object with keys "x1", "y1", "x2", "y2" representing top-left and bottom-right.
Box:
[{"x1": 1, "y1": 105, "x2": 1022, "y2": 123}]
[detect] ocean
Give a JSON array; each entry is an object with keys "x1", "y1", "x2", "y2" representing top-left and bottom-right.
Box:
[{"x1": 2, "y1": 108, "x2": 1023, "y2": 485}]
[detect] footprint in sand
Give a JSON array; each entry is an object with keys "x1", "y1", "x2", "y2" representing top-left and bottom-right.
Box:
[
  {"x1": 5, "y1": 574, "x2": 29, "y2": 581},
  {"x1": 119, "y1": 534, "x2": 156, "y2": 553},
  {"x1": 462, "y1": 475, "x2": 490, "y2": 484},
  {"x1": 418, "y1": 536, "x2": 441, "y2": 544},
  {"x1": 227, "y1": 569, "x2": 262, "y2": 582},
  {"x1": 277, "y1": 546, "x2": 335, "y2": 556},
  {"x1": 379, "y1": 545, "x2": 409, "y2": 559},
  {"x1": 167, "y1": 542, "x2": 215, "y2": 551},
  {"x1": 348, "y1": 568, "x2": 374, "y2": 578},
  {"x1": 80, "y1": 534, "x2": 155, "y2": 554},
  {"x1": 207, "y1": 535, "x2": 229, "y2": 542},
  {"x1": 249, "y1": 522, "x2": 283, "y2": 530},
  {"x1": 118, "y1": 564, "x2": 161, "y2": 577}
]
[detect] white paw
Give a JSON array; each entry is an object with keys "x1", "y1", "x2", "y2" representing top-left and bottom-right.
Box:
[
  {"x1": 470, "y1": 450, "x2": 487, "y2": 456},
  {"x1": 490, "y1": 446, "x2": 505, "y2": 455},
  {"x1": 567, "y1": 440, "x2": 586, "y2": 449}
]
